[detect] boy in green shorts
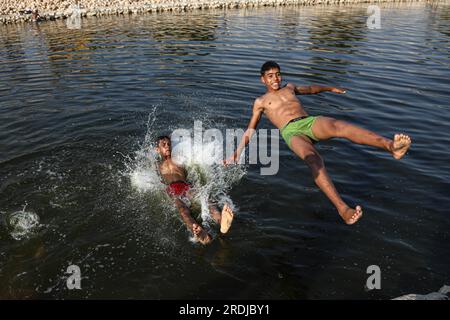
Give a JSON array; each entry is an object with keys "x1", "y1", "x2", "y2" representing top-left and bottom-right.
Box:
[{"x1": 226, "y1": 61, "x2": 411, "y2": 225}]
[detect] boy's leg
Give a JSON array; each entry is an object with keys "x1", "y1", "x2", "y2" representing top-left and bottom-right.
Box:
[
  {"x1": 290, "y1": 135, "x2": 362, "y2": 225},
  {"x1": 208, "y1": 203, "x2": 234, "y2": 234},
  {"x1": 208, "y1": 204, "x2": 222, "y2": 224},
  {"x1": 174, "y1": 199, "x2": 211, "y2": 244},
  {"x1": 311, "y1": 117, "x2": 411, "y2": 159}
]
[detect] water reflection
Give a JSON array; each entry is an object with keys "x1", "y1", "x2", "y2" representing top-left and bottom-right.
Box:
[
  {"x1": 150, "y1": 12, "x2": 218, "y2": 42},
  {"x1": 427, "y1": 1, "x2": 450, "y2": 38},
  {"x1": 307, "y1": 6, "x2": 367, "y2": 54}
]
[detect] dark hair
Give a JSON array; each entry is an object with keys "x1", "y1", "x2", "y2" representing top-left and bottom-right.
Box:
[
  {"x1": 155, "y1": 135, "x2": 170, "y2": 145},
  {"x1": 260, "y1": 61, "x2": 280, "y2": 75}
]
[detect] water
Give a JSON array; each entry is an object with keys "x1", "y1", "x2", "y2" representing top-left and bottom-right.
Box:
[
  {"x1": 1, "y1": 2, "x2": 449, "y2": 299},
  {"x1": 6, "y1": 204, "x2": 40, "y2": 241}
]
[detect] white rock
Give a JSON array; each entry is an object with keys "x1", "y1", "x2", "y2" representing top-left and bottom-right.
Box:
[{"x1": 393, "y1": 285, "x2": 450, "y2": 300}]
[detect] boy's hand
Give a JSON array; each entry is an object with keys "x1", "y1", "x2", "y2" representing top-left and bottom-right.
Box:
[
  {"x1": 331, "y1": 87, "x2": 347, "y2": 94},
  {"x1": 223, "y1": 155, "x2": 237, "y2": 165}
]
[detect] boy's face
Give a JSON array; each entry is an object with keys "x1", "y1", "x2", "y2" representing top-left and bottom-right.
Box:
[
  {"x1": 156, "y1": 138, "x2": 171, "y2": 157},
  {"x1": 261, "y1": 68, "x2": 282, "y2": 91}
]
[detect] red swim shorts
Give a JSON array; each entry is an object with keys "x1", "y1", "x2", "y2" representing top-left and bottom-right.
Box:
[{"x1": 166, "y1": 181, "x2": 191, "y2": 198}]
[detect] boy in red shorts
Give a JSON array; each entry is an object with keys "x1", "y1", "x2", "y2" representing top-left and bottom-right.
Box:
[{"x1": 156, "y1": 135, "x2": 234, "y2": 245}]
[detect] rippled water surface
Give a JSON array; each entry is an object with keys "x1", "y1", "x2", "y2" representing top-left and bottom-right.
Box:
[{"x1": 0, "y1": 2, "x2": 449, "y2": 299}]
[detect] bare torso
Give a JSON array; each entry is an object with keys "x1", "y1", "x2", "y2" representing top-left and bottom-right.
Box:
[
  {"x1": 258, "y1": 83, "x2": 308, "y2": 129},
  {"x1": 159, "y1": 159, "x2": 187, "y2": 184}
]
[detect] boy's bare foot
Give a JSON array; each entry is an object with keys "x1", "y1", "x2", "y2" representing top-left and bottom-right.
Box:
[
  {"x1": 192, "y1": 223, "x2": 212, "y2": 245},
  {"x1": 220, "y1": 204, "x2": 234, "y2": 234},
  {"x1": 392, "y1": 134, "x2": 411, "y2": 160},
  {"x1": 339, "y1": 205, "x2": 363, "y2": 225}
]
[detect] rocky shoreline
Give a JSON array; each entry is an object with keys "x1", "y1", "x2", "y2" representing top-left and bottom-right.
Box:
[{"x1": 0, "y1": 0, "x2": 428, "y2": 25}]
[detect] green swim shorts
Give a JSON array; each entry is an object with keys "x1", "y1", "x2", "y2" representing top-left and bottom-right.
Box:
[{"x1": 280, "y1": 116, "x2": 319, "y2": 149}]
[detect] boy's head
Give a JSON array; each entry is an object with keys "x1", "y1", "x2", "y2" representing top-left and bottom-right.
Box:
[
  {"x1": 155, "y1": 135, "x2": 171, "y2": 158},
  {"x1": 260, "y1": 61, "x2": 280, "y2": 75},
  {"x1": 260, "y1": 61, "x2": 282, "y2": 91}
]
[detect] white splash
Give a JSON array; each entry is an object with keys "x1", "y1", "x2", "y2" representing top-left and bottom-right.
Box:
[
  {"x1": 127, "y1": 110, "x2": 245, "y2": 236},
  {"x1": 129, "y1": 147, "x2": 165, "y2": 193},
  {"x1": 8, "y1": 204, "x2": 40, "y2": 241}
]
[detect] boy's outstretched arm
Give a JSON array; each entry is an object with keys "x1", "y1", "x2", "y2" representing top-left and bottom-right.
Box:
[
  {"x1": 294, "y1": 84, "x2": 346, "y2": 95},
  {"x1": 224, "y1": 99, "x2": 263, "y2": 164}
]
